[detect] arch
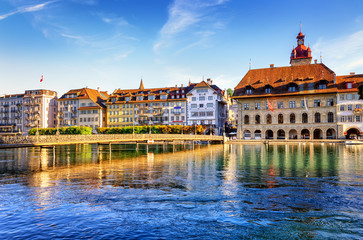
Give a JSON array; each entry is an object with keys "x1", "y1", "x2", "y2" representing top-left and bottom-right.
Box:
[
  {"x1": 327, "y1": 112, "x2": 334, "y2": 123},
  {"x1": 277, "y1": 129, "x2": 285, "y2": 139},
  {"x1": 290, "y1": 113, "x2": 296, "y2": 123},
  {"x1": 244, "y1": 130, "x2": 251, "y2": 140},
  {"x1": 254, "y1": 130, "x2": 262, "y2": 139},
  {"x1": 315, "y1": 112, "x2": 321, "y2": 123},
  {"x1": 265, "y1": 130, "x2": 273, "y2": 139},
  {"x1": 345, "y1": 128, "x2": 361, "y2": 139},
  {"x1": 301, "y1": 129, "x2": 310, "y2": 139},
  {"x1": 244, "y1": 115, "x2": 249, "y2": 124},
  {"x1": 289, "y1": 129, "x2": 298, "y2": 139},
  {"x1": 313, "y1": 129, "x2": 323, "y2": 139},
  {"x1": 255, "y1": 115, "x2": 261, "y2": 124},
  {"x1": 204, "y1": 128, "x2": 215, "y2": 135},
  {"x1": 302, "y1": 113, "x2": 308, "y2": 123},
  {"x1": 326, "y1": 128, "x2": 336, "y2": 139},
  {"x1": 266, "y1": 114, "x2": 272, "y2": 124},
  {"x1": 278, "y1": 114, "x2": 284, "y2": 124}
]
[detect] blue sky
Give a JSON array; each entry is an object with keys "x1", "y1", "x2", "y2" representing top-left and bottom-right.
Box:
[{"x1": 1, "y1": 0, "x2": 363, "y2": 96}]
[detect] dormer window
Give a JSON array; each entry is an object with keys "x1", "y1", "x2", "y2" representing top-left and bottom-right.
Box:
[
  {"x1": 346, "y1": 82, "x2": 353, "y2": 89},
  {"x1": 176, "y1": 90, "x2": 179, "y2": 94},
  {"x1": 172, "y1": 95, "x2": 175, "y2": 99},
  {"x1": 245, "y1": 86, "x2": 253, "y2": 94},
  {"x1": 318, "y1": 84, "x2": 327, "y2": 89},
  {"x1": 182, "y1": 90, "x2": 184, "y2": 93},
  {"x1": 316, "y1": 80, "x2": 328, "y2": 90},
  {"x1": 159, "y1": 90, "x2": 162, "y2": 94},
  {"x1": 149, "y1": 96, "x2": 155, "y2": 100},
  {"x1": 125, "y1": 97, "x2": 130, "y2": 102},
  {"x1": 265, "y1": 88, "x2": 271, "y2": 93},
  {"x1": 137, "y1": 96, "x2": 143, "y2": 101}
]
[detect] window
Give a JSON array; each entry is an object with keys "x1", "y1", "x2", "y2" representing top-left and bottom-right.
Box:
[
  {"x1": 301, "y1": 99, "x2": 308, "y2": 108},
  {"x1": 346, "y1": 82, "x2": 353, "y2": 89},
  {"x1": 199, "y1": 104, "x2": 204, "y2": 108},
  {"x1": 290, "y1": 113, "x2": 295, "y2": 123},
  {"x1": 347, "y1": 94, "x2": 353, "y2": 100},
  {"x1": 244, "y1": 115, "x2": 249, "y2": 124},
  {"x1": 277, "y1": 102, "x2": 283, "y2": 109},
  {"x1": 265, "y1": 88, "x2": 271, "y2": 93},
  {"x1": 315, "y1": 112, "x2": 321, "y2": 123},
  {"x1": 348, "y1": 116, "x2": 353, "y2": 122},
  {"x1": 246, "y1": 89, "x2": 252, "y2": 94},
  {"x1": 191, "y1": 112, "x2": 198, "y2": 117},
  {"x1": 171, "y1": 116, "x2": 174, "y2": 121},
  {"x1": 340, "y1": 95, "x2": 345, "y2": 100},
  {"x1": 244, "y1": 103, "x2": 249, "y2": 110},
  {"x1": 340, "y1": 116, "x2": 345, "y2": 122},
  {"x1": 207, "y1": 111, "x2": 213, "y2": 116},
  {"x1": 314, "y1": 100, "x2": 321, "y2": 107},
  {"x1": 278, "y1": 114, "x2": 283, "y2": 124},
  {"x1": 208, "y1": 96, "x2": 213, "y2": 100},
  {"x1": 255, "y1": 103, "x2": 260, "y2": 110},
  {"x1": 318, "y1": 84, "x2": 327, "y2": 89},
  {"x1": 340, "y1": 105, "x2": 345, "y2": 111},
  {"x1": 302, "y1": 113, "x2": 308, "y2": 123},
  {"x1": 207, "y1": 103, "x2": 213, "y2": 108},
  {"x1": 356, "y1": 116, "x2": 361, "y2": 122},
  {"x1": 348, "y1": 105, "x2": 353, "y2": 111},
  {"x1": 328, "y1": 112, "x2": 334, "y2": 123},
  {"x1": 255, "y1": 115, "x2": 260, "y2": 124},
  {"x1": 289, "y1": 101, "x2": 296, "y2": 108},
  {"x1": 199, "y1": 112, "x2": 205, "y2": 117},
  {"x1": 199, "y1": 96, "x2": 205, "y2": 101},
  {"x1": 288, "y1": 86, "x2": 296, "y2": 92}
]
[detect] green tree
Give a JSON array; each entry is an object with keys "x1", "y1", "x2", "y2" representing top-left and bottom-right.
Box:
[{"x1": 227, "y1": 88, "x2": 234, "y2": 97}]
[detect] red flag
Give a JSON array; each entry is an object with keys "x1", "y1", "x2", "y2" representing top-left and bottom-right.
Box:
[
  {"x1": 267, "y1": 99, "x2": 273, "y2": 112},
  {"x1": 40, "y1": 74, "x2": 43, "y2": 82}
]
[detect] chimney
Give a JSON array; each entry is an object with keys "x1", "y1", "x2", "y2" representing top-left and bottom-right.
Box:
[
  {"x1": 350, "y1": 72, "x2": 355, "y2": 75},
  {"x1": 181, "y1": 84, "x2": 183, "y2": 88},
  {"x1": 270, "y1": 64, "x2": 274, "y2": 68},
  {"x1": 207, "y1": 78, "x2": 212, "y2": 85},
  {"x1": 97, "y1": 87, "x2": 100, "y2": 92},
  {"x1": 175, "y1": 85, "x2": 177, "y2": 88},
  {"x1": 314, "y1": 59, "x2": 318, "y2": 64}
]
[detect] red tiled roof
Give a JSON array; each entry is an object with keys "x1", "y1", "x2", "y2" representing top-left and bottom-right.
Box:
[
  {"x1": 233, "y1": 63, "x2": 337, "y2": 98},
  {"x1": 336, "y1": 74, "x2": 363, "y2": 92}
]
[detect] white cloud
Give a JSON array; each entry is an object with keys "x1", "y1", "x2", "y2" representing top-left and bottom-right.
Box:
[
  {"x1": 154, "y1": 0, "x2": 228, "y2": 53},
  {"x1": 312, "y1": 30, "x2": 363, "y2": 74},
  {"x1": 0, "y1": 1, "x2": 56, "y2": 21}
]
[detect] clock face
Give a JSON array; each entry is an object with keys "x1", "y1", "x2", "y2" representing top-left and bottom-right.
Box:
[{"x1": 298, "y1": 40, "x2": 303, "y2": 45}]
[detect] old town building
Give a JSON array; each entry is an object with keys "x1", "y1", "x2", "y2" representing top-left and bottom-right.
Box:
[
  {"x1": 0, "y1": 94, "x2": 24, "y2": 133},
  {"x1": 186, "y1": 79, "x2": 227, "y2": 135},
  {"x1": 23, "y1": 89, "x2": 58, "y2": 132},
  {"x1": 336, "y1": 74, "x2": 363, "y2": 139},
  {"x1": 107, "y1": 80, "x2": 189, "y2": 127},
  {"x1": 58, "y1": 88, "x2": 108, "y2": 131},
  {"x1": 233, "y1": 30, "x2": 340, "y2": 140}
]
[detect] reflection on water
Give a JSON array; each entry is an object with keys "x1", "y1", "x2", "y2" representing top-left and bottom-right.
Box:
[{"x1": 0, "y1": 143, "x2": 362, "y2": 239}]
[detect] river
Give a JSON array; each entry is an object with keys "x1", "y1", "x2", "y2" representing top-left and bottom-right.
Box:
[{"x1": 0, "y1": 143, "x2": 362, "y2": 239}]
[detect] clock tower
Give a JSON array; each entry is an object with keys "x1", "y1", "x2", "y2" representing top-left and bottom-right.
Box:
[{"x1": 290, "y1": 30, "x2": 312, "y2": 66}]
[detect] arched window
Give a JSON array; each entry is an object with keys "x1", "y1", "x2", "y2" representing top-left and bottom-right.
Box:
[
  {"x1": 302, "y1": 113, "x2": 308, "y2": 123},
  {"x1": 290, "y1": 113, "x2": 295, "y2": 123},
  {"x1": 244, "y1": 115, "x2": 249, "y2": 124},
  {"x1": 266, "y1": 114, "x2": 272, "y2": 124},
  {"x1": 315, "y1": 112, "x2": 321, "y2": 123},
  {"x1": 328, "y1": 112, "x2": 334, "y2": 123},
  {"x1": 278, "y1": 114, "x2": 284, "y2": 124},
  {"x1": 255, "y1": 115, "x2": 260, "y2": 124}
]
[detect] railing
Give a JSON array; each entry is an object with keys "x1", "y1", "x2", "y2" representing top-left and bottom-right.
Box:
[{"x1": 0, "y1": 134, "x2": 224, "y2": 146}]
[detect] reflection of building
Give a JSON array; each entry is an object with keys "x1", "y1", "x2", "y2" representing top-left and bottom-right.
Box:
[
  {"x1": 336, "y1": 74, "x2": 363, "y2": 139},
  {"x1": 233, "y1": 29, "x2": 362, "y2": 140},
  {"x1": 186, "y1": 79, "x2": 227, "y2": 135},
  {"x1": 23, "y1": 89, "x2": 58, "y2": 132},
  {"x1": 58, "y1": 88, "x2": 108, "y2": 131}
]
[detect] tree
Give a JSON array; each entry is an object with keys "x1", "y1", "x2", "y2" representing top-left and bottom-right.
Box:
[
  {"x1": 227, "y1": 88, "x2": 234, "y2": 97},
  {"x1": 358, "y1": 85, "x2": 363, "y2": 100}
]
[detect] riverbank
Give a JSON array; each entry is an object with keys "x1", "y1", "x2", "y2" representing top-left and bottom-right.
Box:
[{"x1": 228, "y1": 139, "x2": 347, "y2": 144}]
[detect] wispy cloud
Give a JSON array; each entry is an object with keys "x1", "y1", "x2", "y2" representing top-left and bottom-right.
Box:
[
  {"x1": 0, "y1": 1, "x2": 56, "y2": 21},
  {"x1": 312, "y1": 30, "x2": 363, "y2": 74},
  {"x1": 154, "y1": 0, "x2": 229, "y2": 53}
]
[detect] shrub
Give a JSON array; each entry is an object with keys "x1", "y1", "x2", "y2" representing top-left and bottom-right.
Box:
[
  {"x1": 29, "y1": 126, "x2": 92, "y2": 135},
  {"x1": 96, "y1": 125, "x2": 207, "y2": 135}
]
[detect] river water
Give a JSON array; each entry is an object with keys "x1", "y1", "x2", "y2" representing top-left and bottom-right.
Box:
[{"x1": 0, "y1": 143, "x2": 362, "y2": 239}]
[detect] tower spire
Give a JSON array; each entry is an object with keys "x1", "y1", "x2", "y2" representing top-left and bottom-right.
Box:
[{"x1": 139, "y1": 78, "x2": 144, "y2": 90}]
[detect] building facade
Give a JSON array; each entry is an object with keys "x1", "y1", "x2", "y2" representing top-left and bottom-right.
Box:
[
  {"x1": 336, "y1": 74, "x2": 363, "y2": 139},
  {"x1": 233, "y1": 30, "x2": 345, "y2": 140},
  {"x1": 23, "y1": 89, "x2": 58, "y2": 132},
  {"x1": 0, "y1": 94, "x2": 24, "y2": 133},
  {"x1": 58, "y1": 88, "x2": 108, "y2": 131},
  {"x1": 107, "y1": 80, "x2": 188, "y2": 127},
  {"x1": 186, "y1": 79, "x2": 227, "y2": 135}
]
